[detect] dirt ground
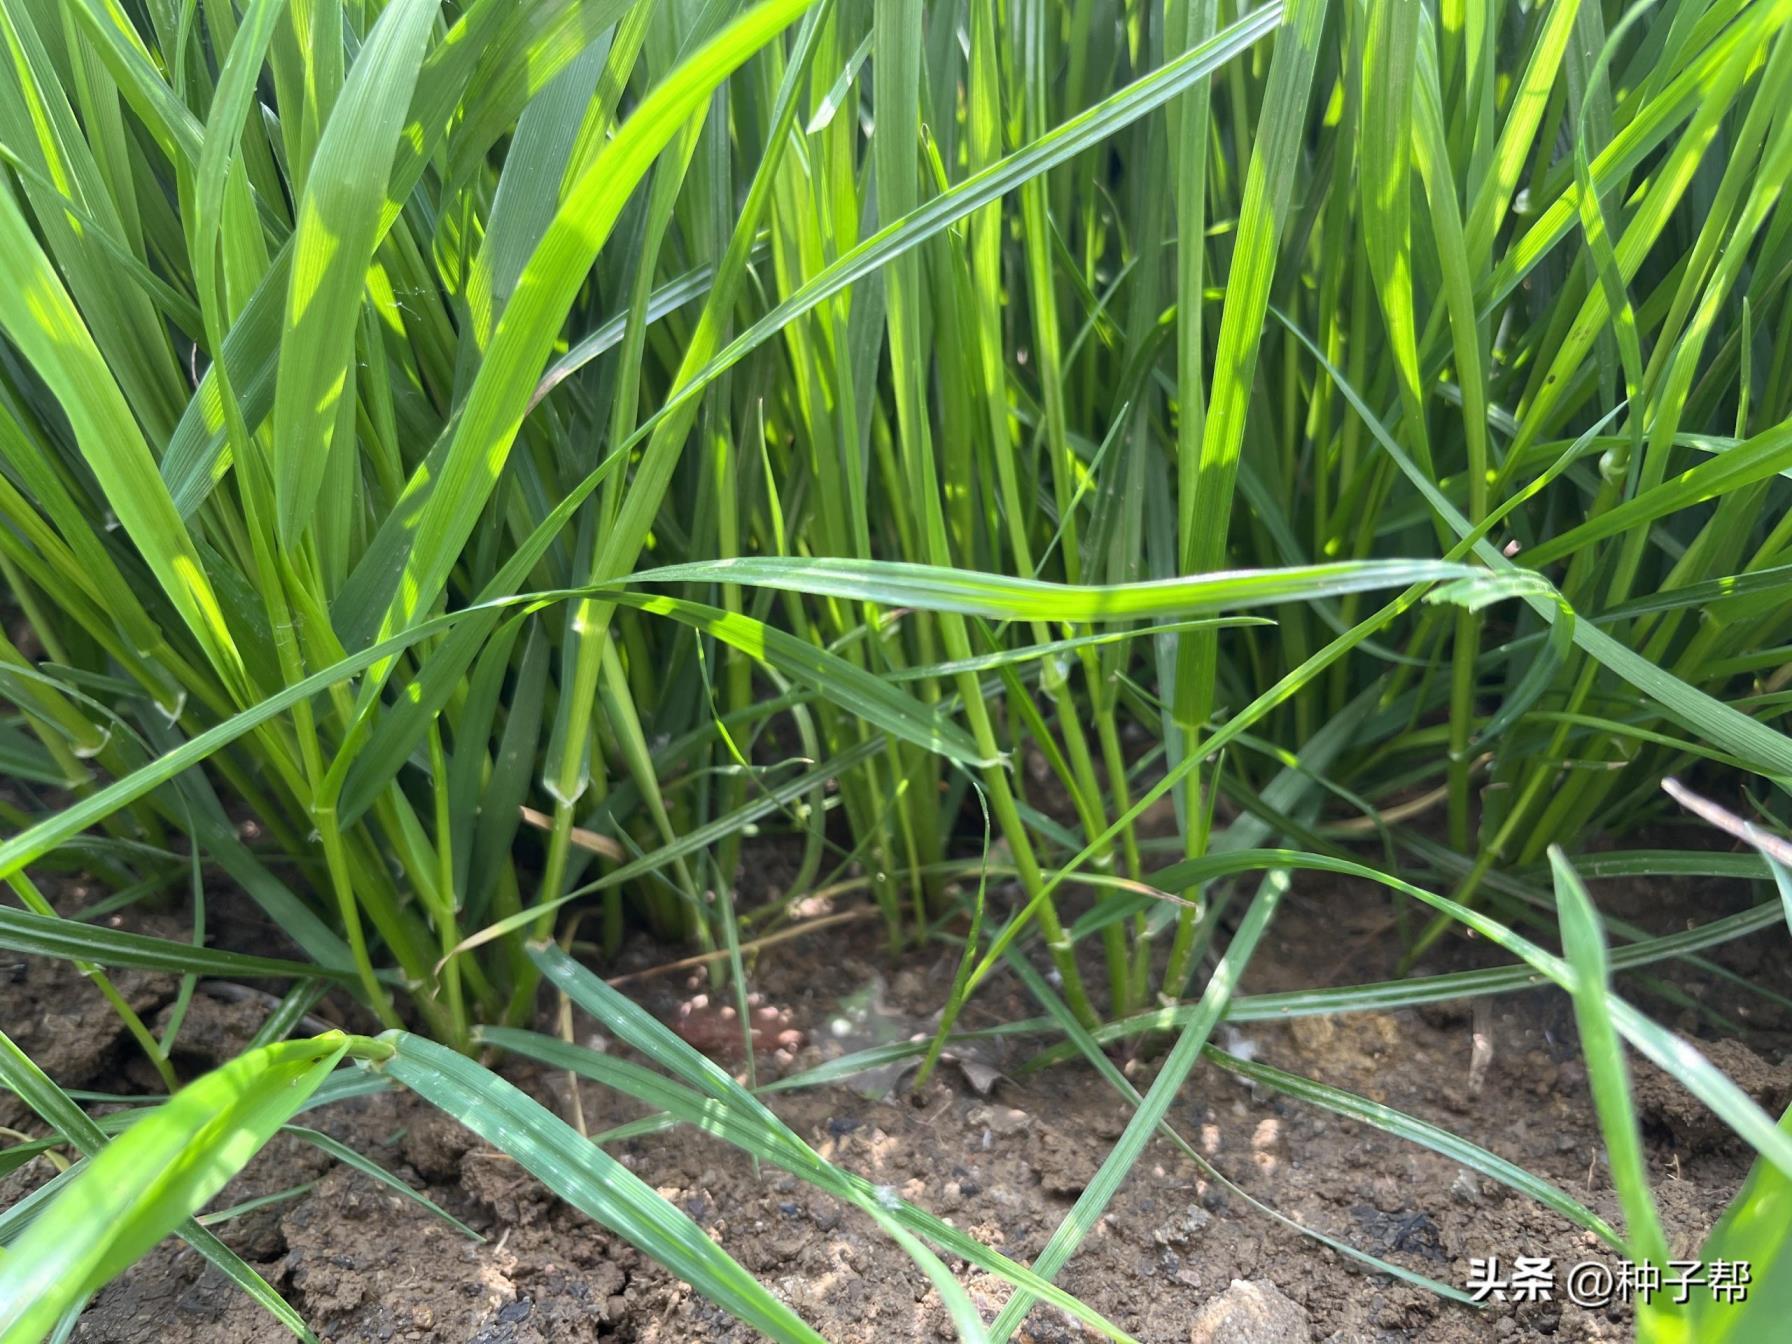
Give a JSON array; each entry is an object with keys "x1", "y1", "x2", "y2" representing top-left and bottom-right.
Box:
[{"x1": 4, "y1": 851, "x2": 1788, "y2": 1344}]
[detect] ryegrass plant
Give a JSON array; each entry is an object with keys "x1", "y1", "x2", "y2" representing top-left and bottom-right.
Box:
[{"x1": 3, "y1": 0, "x2": 1792, "y2": 1337}]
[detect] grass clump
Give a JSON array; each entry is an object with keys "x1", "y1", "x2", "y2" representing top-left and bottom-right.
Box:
[{"x1": 2, "y1": 0, "x2": 1792, "y2": 1339}]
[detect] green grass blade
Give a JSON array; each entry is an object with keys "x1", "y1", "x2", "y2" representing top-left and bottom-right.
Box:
[
  {"x1": 1004, "y1": 952, "x2": 1477, "y2": 1304},
  {"x1": 633, "y1": 556, "x2": 1486, "y2": 621},
  {"x1": 1547, "y1": 848, "x2": 1671, "y2": 1266},
  {"x1": 498, "y1": 940, "x2": 1143, "y2": 1342},
  {"x1": 0, "y1": 904, "x2": 360, "y2": 984},
  {"x1": 271, "y1": 0, "x2": 439, "y2": 544},
  {"x1": 1683, "y1": 1107, "x2": 1792, "y2": 1343},
  {"x1": 367, "y1": 0, "x2": 815, "y2": 645},
  {"x1": 1202, "y1": 1047, "x2": 1621, "y2": 1247},
  {"x1": 281, "y1": 1126, "x2": 481, "y2": 1241},
  {"x1": 0, "y1": 1035, "x2": 351, "y2": 1341},
  {"x1": 989, "y1": 868, "x2": 1289, "y2": 1340},
  {"x1": 375, "y1": 1031, "x2": 828, "y2": 1343},
  {"x1": 0, "y1": 177, "x2": 246, "y2": 697}
]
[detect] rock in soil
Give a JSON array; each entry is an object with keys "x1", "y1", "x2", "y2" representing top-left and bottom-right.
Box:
[{"x1": 1188, "y1": 1279, "x2": 1312, "y2": 1343}]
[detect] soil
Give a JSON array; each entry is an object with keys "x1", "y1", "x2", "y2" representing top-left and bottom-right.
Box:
[{"x1": 5, "y1": 847, "x2": 1788, "y2": 1344}]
